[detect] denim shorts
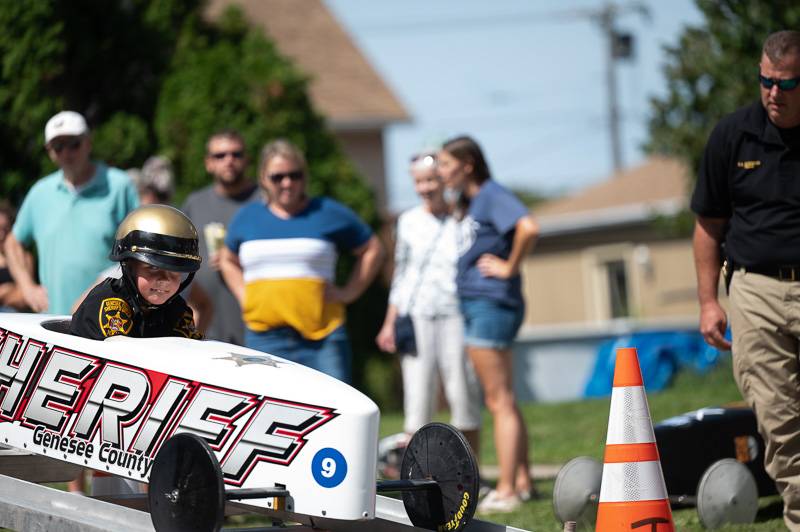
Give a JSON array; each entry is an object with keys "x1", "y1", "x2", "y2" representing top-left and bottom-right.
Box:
[
  {"x1": 244, "y1": 325, "x2": 352, "y2": 383},
  {"x1": 460, "y1": 297, "x2": 524, "y2": 349}
]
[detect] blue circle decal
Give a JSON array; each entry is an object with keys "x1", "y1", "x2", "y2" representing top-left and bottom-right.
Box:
[{"x1": 311, "y1": 447, "x2": 347, "y2": 488}]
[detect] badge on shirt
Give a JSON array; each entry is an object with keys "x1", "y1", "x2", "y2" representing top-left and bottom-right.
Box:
[
  {"x1": 174, "y1": 311, "x2": 201, "y2": 339},
  {"x1": 736, "y1": 160, "x2": 761, "y2": 170},
  {"x1": 99, "y1": 298, "x2": 133, "y2": 337}
]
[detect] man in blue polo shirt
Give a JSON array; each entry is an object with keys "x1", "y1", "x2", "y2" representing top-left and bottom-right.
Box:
[{"x1": 4, "y1": 111, "x2": 139, "y2": 315}]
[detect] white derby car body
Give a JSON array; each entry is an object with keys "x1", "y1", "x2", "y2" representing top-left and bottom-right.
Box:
[{"x1": 0, "y1": 313, "x2": 379, "y2": 521}]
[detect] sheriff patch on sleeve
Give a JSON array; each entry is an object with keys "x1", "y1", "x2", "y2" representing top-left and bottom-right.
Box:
[
  {"x1": 99, "y1": 298, "x2": 134, "y2": 337},
  {"x1": 174, "y1": 311, "x2": 202, "y2": 339}
]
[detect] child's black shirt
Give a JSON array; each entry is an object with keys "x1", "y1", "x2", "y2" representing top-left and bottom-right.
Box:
[{"x1": 69, "y1": 278, "x2": 201, "y2": 340}]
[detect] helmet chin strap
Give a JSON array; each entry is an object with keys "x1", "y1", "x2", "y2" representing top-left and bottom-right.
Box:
[
  {"x1": 121, "y1": 260, "x2": 196, "y2": 313},
  {"x1": 176, "y1": 272, "x2": 196, "y2": 300}
]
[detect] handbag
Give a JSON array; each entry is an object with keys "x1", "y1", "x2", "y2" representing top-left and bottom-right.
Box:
[
  {"x1": 394, "y1": 314, "x2": 417, "y2": 354},
  {"x1": 393, "y1": 220, "x2": 446, "y2": 355}
]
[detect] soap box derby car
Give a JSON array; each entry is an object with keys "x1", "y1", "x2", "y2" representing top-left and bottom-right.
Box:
[
  {"x1": 0, "y1": 313, "x2": 480, "y2": 532},
  {"x1": 553, "y1": 405, "x2": 777, "y2": 529}
]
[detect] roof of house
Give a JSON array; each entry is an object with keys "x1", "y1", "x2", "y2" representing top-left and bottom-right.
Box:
[
  {"x1": 535, "y1": 156, "x2": 691, "y2": 236},
  {"x1": 205, "y1": 0, "x2": 410, "y2": 130}
]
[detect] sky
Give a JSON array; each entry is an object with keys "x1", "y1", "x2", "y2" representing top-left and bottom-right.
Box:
[{"x1": 324, "y1": 0, "x2": 705, "y2": 212}]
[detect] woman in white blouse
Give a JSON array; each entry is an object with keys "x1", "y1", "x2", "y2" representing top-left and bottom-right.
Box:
[{"x1": 376, "y1": 151, "x2": 481, "y2": 454}]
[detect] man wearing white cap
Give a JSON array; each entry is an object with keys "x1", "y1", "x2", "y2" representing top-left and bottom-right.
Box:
[{"x1": 4, "y1": 111, "x2": 139, "y2": 315}]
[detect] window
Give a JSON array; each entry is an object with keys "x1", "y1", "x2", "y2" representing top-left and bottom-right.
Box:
[
  {"x1": 582, "y1": 243, "x2": 636, "y2": 322},
  {"x1": 605, "y1": 259, "x2": 629, "y2": 318}
]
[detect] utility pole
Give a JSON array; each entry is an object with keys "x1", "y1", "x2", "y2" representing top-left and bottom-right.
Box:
[
  {"x1": 600, "y1": 5, "x2": 623, "y2": 173},
  {"x1": 593, "y1": 2, "x2": 650, "y2": 173}
]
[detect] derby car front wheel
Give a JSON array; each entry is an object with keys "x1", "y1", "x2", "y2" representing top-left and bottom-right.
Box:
[{"x1": 400, "y1": 422, "x2": 480, "y2": 532}]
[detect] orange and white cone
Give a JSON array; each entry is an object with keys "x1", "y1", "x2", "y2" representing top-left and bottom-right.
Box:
[{"x1": 595, "y1": 347, "x2": 674, "y2": 531}]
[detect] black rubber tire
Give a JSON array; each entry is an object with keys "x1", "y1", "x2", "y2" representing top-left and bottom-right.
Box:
[
  {"x1": 148, "y1": 433, "x2": 225, "y2": 532},
  {"x1": 400, "y1": 422, "x2": 480, "y2": 531}
]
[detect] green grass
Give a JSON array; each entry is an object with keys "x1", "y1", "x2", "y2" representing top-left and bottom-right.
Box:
[
  {"x1": 471, "y1": 480, "x2": 785, "y2": 531},
  {"x1": 379, "y1": 356, "x2": 786, "y2": 531},
  {"x1": 380, "y1": 354, "x2": 746, "y2": 467}
]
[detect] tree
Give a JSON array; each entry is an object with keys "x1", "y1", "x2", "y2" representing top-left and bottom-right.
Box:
[
  {"x1": 0, "y1": 0, "x2": 200, "y2": 203},
  {"x1": 646, "y1": 1, "x2": 800, "y2": 181}
]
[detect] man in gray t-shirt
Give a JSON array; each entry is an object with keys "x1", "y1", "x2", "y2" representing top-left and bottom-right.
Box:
[{"x1": 181, "y1": 129, "x2": 258, "y2": 345}]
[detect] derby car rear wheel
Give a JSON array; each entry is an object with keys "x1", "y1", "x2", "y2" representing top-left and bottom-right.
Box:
[
  {"x1": 696, "y1": 458, "x2": 758, "y2": 529},
  {"x1": 148, "y1": 433, "x2": 225, "y2": 532},
  {"x1": 400, "y1": 422, "x2": 479, "y2": 531}
]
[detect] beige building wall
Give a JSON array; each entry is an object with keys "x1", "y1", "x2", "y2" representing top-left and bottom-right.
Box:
[
  {"x1": 523, "y1": 237, "x2": 701, "y2": 326},
  {"x1": 522, "y1": 250, "x2": 586, "y2": 324},
  {"x1": 635, "y1": 240, "x2": 700, "y2": 319}
]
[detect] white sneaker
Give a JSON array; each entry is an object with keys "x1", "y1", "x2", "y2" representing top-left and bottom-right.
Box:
[
  {"x1": 518, "y1": 488, "x2": 540, "y2": 502},
  {"x1": 377, "y1": 432, "x2": 410, "y2": 479},
  {"x1": 476, "y1": 489, "x2": 521, "y2": 514}
]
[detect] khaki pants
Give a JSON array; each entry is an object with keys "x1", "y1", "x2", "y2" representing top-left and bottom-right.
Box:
[{"x1": 730, "y1": 269, "x2": 800, "y2": 530}]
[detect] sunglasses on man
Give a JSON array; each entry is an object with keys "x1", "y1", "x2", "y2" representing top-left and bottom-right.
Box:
[
  {"x1": 208, "y1": 150, "x2": 244, "y2": 160},
  {"x1": 48, "y1": 137, "x2": 83, "y2": 154},
  {"x1": 268, "y1": 170, "x2": 304, "y2": 184},
  {"x1": 759, "y1": 74, "x2": 800, "y2": 91}
]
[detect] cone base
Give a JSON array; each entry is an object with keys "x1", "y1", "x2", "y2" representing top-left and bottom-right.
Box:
[{"x1": 596, "y1": 500, "x2": 674, "y2": 531}]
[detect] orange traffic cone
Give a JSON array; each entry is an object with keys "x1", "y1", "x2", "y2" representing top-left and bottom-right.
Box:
[{"x1": 595, "y1": 347, "x2": 674, "y2": 531}]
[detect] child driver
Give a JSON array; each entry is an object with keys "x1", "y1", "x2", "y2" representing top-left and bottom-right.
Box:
[{"x1": 70, "y1": 204, "x2": 202, "y2": 340}]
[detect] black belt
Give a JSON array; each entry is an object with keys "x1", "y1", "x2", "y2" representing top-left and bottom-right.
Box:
[{"x1": 741, "y1": 264, "x2": 800, "y2": 282}]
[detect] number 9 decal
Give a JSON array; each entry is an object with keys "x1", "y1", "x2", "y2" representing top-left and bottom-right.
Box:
[
  {"x1": 312, "y1": 448, "x2": 347, "y2": 488},
  {"x1": 321, "y1": 457, "x2": 336, "y2": 478}
]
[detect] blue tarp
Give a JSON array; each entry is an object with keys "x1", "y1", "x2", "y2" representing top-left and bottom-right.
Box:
[{"x1": 583, "y1": 329, "x2": 729, "y2": 397}]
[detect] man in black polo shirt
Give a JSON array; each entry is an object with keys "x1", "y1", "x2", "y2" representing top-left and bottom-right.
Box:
[{"x1": 692, "y1": 30, "x2": 800, "y2": 529}]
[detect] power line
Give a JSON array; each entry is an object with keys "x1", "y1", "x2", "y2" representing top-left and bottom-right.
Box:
[{"x1": 344, "y1": 5, "x2": 633, "y2": 34}]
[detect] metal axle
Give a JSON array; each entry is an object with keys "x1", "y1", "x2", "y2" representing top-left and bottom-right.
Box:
[{"x1": 376, "y1": 479, "x2": 440, "y2": 493}]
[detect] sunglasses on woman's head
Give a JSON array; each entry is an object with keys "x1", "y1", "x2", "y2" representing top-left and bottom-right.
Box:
[{"x1": 410, "y1": 153, "x2": 437, "y2": 165}]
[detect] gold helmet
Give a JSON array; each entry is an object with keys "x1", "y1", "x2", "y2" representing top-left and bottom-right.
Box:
[{"x1": 110, "y1": 205, "x2": 201, "y2": 273}]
